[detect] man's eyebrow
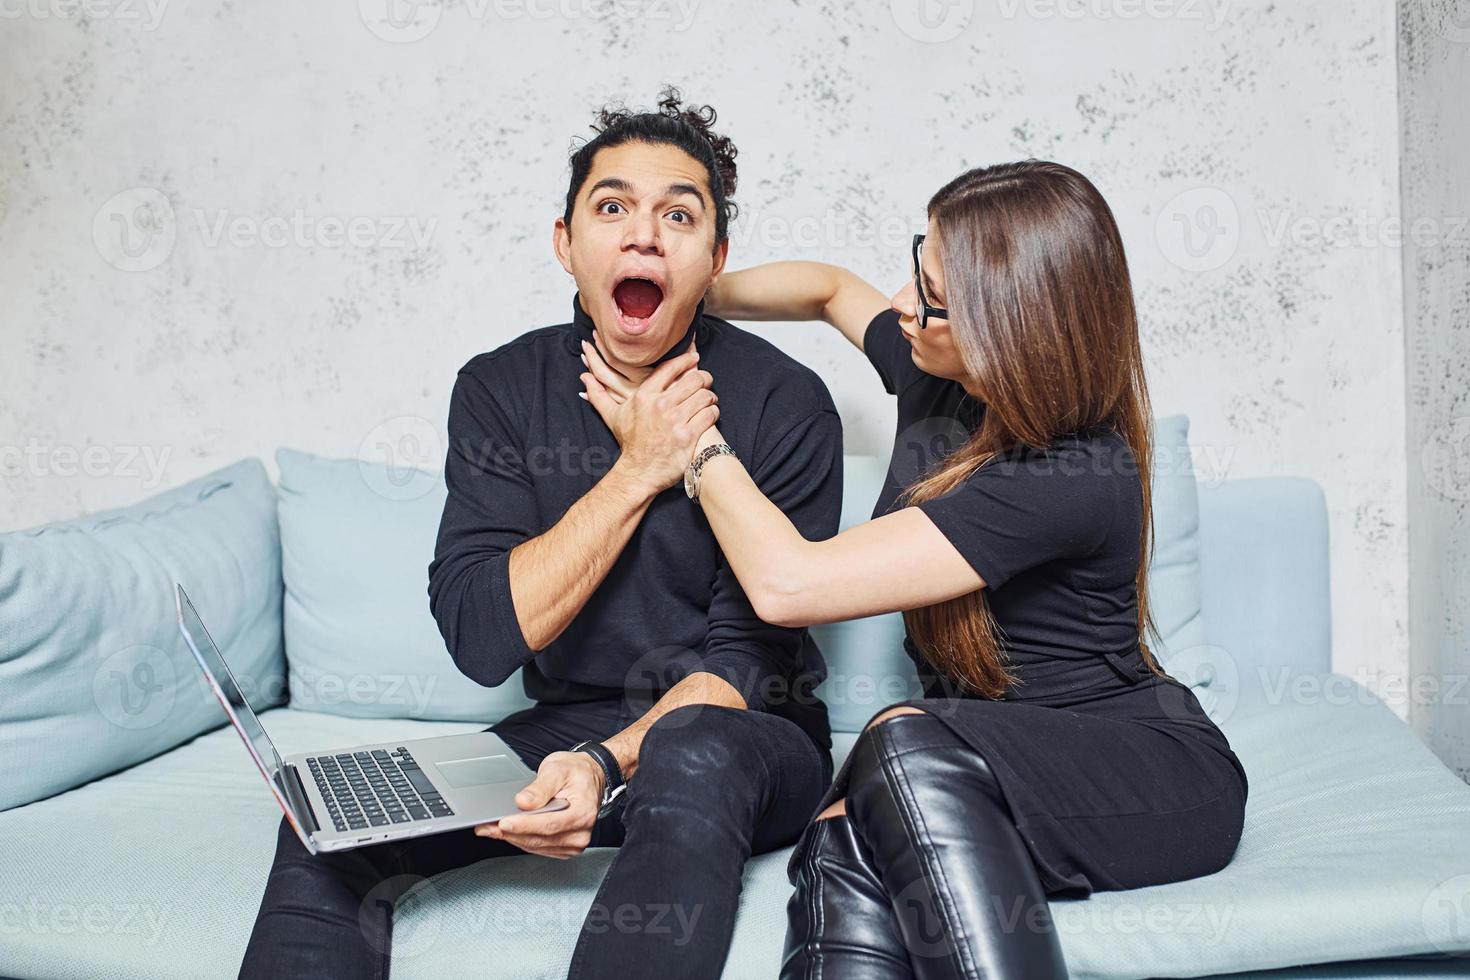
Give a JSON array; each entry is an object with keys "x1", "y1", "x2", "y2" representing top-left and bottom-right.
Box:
[
  {"x1": 664, "y1": 182, "x2": 708, "y2": 208},
  {"x1": 587, "y1": 176, "x2": 708, "y2": 210},
  {"x1": 586, "y1": 177, "x2": 633, "y2": 198}
]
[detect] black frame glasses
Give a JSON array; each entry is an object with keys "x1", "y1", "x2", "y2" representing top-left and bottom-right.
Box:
[{"x1": 912, "y1": 233, "x2": 949, "y2": 329}]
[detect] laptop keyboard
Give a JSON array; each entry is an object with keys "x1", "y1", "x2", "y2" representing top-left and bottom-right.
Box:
[{"x1": 306, "y1": 746, "x2": 455, "y2": 833}]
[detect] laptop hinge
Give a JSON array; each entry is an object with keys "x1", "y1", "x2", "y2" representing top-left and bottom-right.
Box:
[{"x1": 280, "y1": 764, "x2": 321, "y2": 835}]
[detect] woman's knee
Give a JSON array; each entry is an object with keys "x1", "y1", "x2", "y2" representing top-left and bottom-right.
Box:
[
  {"x1": 863, "y1": 704, "x2": 928, "y2": 731},
  {"x1": 847, "y1": 708, "x2": 996, "y2": 803},
  {"x1": 814, "y1": 798, "x2": 847, "y2": 821}
]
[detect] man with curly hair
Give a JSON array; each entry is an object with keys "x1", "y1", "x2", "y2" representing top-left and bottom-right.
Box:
[{"x1": 238, "y1": 88, "x2": 843, "y2": 980}]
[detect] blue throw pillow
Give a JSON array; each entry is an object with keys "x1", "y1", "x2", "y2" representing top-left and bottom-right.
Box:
[
  {"x1": 813, "y1": 415, "x2": 1206, "y2": 733},
  {"x1": 0, "y1": 459, "x2": 285, "y2": 811},
  {"x1": 275, "y1": 448, "x2": 534, "y2": 722}
]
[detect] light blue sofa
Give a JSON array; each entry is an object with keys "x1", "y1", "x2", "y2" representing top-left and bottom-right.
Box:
[{"x1": 2, "y1": 442, "x2": 1469, "y2": 979}]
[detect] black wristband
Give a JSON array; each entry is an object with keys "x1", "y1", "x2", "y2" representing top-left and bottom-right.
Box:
[{"x1": 570, "y1": 740, "x2": 625, "y2": 815}]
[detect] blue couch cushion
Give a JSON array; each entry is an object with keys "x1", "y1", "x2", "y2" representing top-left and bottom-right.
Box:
[
  {"x1": 0, "y1": 459, "x2": 284, "y2": 811},
  {"x1": 275, "y1": 448, "x2": 533, "y2": 722},
  {"x1": 813, "y1": 415, "x2": 1207, "y2": 732}
]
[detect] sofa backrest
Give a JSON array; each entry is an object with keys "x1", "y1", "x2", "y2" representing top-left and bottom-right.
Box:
[
  {"x1": 1197, "y1": 476, "x2": 1333, "y2": 683},
  {"x1": 0, "y1": 443, "x2": 1332, "y2": 811},
  {"x1": 0, "y1": 459, "x2": 286, "y2": 812}
]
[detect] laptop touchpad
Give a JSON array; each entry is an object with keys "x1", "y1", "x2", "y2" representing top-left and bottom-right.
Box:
[{"x1": 436, "y1": 755, "x2": 525, "y2": 788}]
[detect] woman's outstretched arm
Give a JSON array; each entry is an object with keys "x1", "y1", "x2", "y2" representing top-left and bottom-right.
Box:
[
  {"x1": 688, "y1": 423, "x2": 984, "y2": 627},
  {"x1": 707, "y1": 262, "x2": 889, "y2": 353}
]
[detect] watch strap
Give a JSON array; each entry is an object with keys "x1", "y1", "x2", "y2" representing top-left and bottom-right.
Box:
[
  {"x1": 571, "y1": 740, "x2": 626, "y2": 816},
  {"x1": 688, "y1": 443, "x2": 737, "y2": 501}
]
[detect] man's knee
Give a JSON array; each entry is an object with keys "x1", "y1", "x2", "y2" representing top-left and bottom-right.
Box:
[
  {"x1": 631, "y1": 705, "x2": 767, "y2": 814},
  {"x1": 641, "y1": 704, "x2": 758, "y2": 776}
]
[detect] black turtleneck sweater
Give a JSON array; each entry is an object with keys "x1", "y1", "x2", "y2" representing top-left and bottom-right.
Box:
[{"x1": 427, "y1": 294, "x2": 842, "y2": 751}]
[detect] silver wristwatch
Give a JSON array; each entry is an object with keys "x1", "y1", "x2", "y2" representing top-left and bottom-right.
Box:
[{"x1": 684, "y1": 443, "x2": 737, "y2": 502}]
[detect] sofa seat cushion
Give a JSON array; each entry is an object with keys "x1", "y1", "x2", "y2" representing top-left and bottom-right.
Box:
[
  {"x1": 3, "y1": 681, "x2": 1468, "y2": 980},
  {"x1": 0, "y1": 707, "x2": 485, "y2": 980},
  {"x1": 393, "y1": 677, "x2": 1470, "y2": 978},
  {"x1": 1041, "y1": 675, "x2": 1470, "y2": 978}
]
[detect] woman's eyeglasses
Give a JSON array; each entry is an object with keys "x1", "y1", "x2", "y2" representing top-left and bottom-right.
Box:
[{"x1": 912, "y1": 233, "x2": 950, "y2": 329}]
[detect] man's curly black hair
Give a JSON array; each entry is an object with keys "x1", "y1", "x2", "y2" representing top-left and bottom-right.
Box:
[{"x1": 563, "y1": 85, "x2": 739, "y2": 248}]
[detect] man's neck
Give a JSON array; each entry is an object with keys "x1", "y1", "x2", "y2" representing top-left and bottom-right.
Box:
[{"x1": 593, "y1": 335, "x2": 659, "y2": 386}]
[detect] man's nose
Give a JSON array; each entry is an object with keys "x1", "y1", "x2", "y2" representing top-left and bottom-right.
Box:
[{"x1": 621, "y1": 210, "x2": 662, "y2": 254}]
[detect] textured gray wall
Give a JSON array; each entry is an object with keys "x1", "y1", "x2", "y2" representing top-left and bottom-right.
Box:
[
  {"x1": 1, "y1": 3, "x2": 1413, "y2": 711},
  {"x1": 1399, "y1": 0, "x2": 1470, "y2": 782}
]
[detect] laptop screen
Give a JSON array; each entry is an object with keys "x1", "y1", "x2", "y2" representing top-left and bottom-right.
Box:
[{"x1": 175, "y1": 584, "x2": 284, "y2": 782}]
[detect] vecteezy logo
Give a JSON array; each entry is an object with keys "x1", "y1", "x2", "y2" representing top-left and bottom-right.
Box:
[
  {"x1": 891, "y1": 416, "x2": 971, "y2": 487},
  {"x1": 1431, "y1": 0, "x2": 1470, "y2": 43},
  {"x1": 890, "y1": 0, "x2": 974, "y2": 43},
  {"x1": 358, "y1": 415, "x2": 443, "y2": 501},
  {"x1": 1421, "y1": 873, "x2": 1470, "y2": 956},
  {"x1": 358, "y1": 0, "x2": 443, "y2": 43},
  {"x1": 1157, "y1": 644, "x2": 1240, "y2": 725},
  {"x1": 93, "y1": 644, "x2": 177, "y2": 730},
  {"x1": 361, "y1": 875, "x2": 442, "y2": 957},
  {"x1": 1421, "y1": 416, "x2": 1470, "y2": 502},
  {"x1": 1154, "y1": 187, "x2": 1240, "y2": 273},
  {"x1": 622, "y1": 645, "x2": 705, "y2": 724},
  {"x1": 93, "y1": 187, "x2": 176, "y2": 272}
]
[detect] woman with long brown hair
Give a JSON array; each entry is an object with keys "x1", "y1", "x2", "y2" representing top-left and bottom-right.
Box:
[{"x1": 578, "y1": 160, "x2": 1248, "y2": 979}]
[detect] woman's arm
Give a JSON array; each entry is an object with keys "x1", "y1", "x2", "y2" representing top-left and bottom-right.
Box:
[
  {"x1": 689, "y1": 424, "x2": 984, "y2": 627},
  {"x1": 707, "y1": 262, "x2": 889, "y2": 353}
]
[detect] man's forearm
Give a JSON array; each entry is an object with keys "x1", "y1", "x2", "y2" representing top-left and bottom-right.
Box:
[
  {"x1": 507, "y1": 459, "x2": 656, "y2": 652},
  {"x1": 602, "y1": 671, "x2": 747, "y2": 781}
]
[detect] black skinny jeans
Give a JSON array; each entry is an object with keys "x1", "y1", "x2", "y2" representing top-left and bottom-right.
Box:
[{"x1": 239, "y1": 698, "x2": 832, "y2": 980}]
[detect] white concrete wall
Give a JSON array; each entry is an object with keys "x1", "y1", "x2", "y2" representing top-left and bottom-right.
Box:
[
  {"x1": 1398, "y1": 0, "x2": 1470, "y2": 781},
  {"x1": 1, "y1": 2, "x2": 1411, "y2": 710}
]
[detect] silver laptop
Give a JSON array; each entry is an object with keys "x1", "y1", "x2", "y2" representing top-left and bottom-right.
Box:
[{"x1": 175, "y1": 583, "x2": 567, "y2": 854}]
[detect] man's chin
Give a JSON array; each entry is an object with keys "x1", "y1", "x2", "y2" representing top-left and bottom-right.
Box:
[{"x1": 598, "y1": 299, "x2": 694, "y2": 360}]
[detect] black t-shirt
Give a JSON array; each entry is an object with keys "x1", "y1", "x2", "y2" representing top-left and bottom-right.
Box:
[
  {"x1": 863, "y1": 309, "x2": 1148, "y2": 701},
  {"x1": 428, "y1": 296, "x2": 843, "y2": 751}
]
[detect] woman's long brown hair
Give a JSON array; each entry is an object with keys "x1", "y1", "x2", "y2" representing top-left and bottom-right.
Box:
[{"x1": 898, "y1": 160, "x2": 1165, "y2": 698}]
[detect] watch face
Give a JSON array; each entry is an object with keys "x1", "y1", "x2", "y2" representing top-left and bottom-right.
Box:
[{"x1": 684, "y1": 466, "x2": 696, "y2": 499}]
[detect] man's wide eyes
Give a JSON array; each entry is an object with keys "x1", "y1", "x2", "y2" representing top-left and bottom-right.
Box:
[{"x1": 594, "y1": 201, "x2": 693, "y2": 223}]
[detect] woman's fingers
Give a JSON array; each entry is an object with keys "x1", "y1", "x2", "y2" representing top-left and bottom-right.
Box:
[
  {"x1": 580, "y1": 373, "x2": 622, "y2": 426},
  {"x1": 664, "y1": 366, "x2": 715, "y2": 404},
  {"x1": 581, "y1": 340, "x2": 636, "y2": 399},
  {"x1": 588, "y1": 329, "x2": 638, "y2": 388},
  {"x1": 643, "y1": 348, "x2": 702, "y2": 393},
  {"x1": 687, "y1": 404, "x2": 720, "y2": 436},
  {"x1": 678, "y1": 387, "x2": 718, "y2": 426}
]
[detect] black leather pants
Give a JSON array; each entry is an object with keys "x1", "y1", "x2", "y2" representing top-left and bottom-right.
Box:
[{"x1": 783, "y1": 713, "x2": 1069, "y2": 980}]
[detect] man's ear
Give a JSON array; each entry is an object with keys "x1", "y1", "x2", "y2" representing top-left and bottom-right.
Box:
[
  {"x1": 553, "y1": 217, "x2": 573, "y2": 276},
  {"x1": 707, "y1": 237, "x2": 729, "y2": 287}
]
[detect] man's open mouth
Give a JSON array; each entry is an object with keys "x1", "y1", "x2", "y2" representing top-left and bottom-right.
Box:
[{"x1": 612, "y1": 276, "x2": 664, "y2": 331}]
